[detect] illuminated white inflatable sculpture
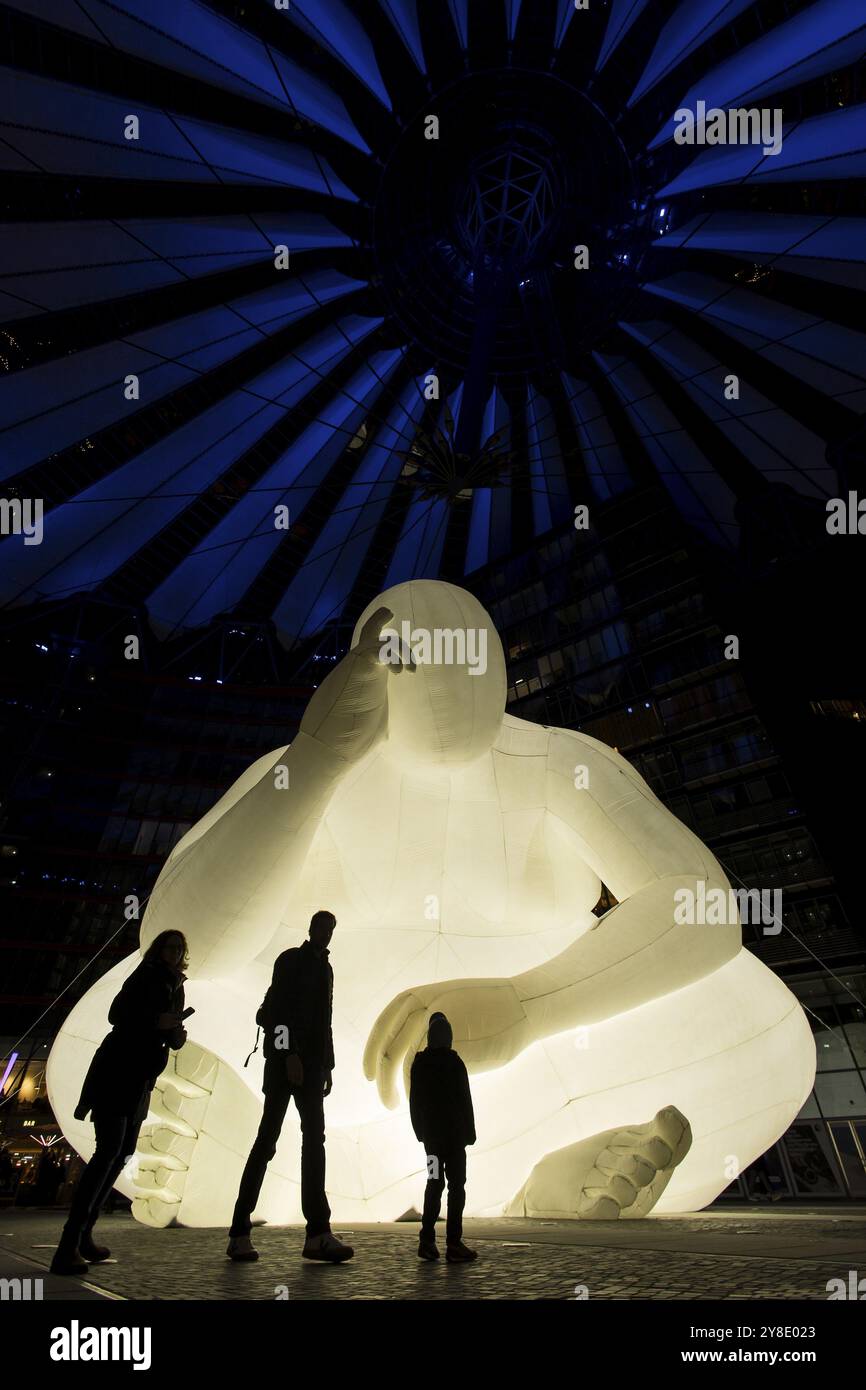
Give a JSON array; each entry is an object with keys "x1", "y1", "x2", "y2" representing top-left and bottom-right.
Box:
[{"x1": 47, "y1": 580, "x2": 815, "y2": 1226}]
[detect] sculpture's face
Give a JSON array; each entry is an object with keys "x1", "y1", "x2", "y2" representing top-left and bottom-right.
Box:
[{"x1": 352, "y1": 580, "x2": 507, "y2": 768}]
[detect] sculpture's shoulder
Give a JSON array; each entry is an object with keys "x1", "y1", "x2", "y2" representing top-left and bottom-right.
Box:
[
  {"x1": 495, "y1": 712, "x2": 551, "y2": 756},
  {"x1": 543, "y1": 721, "x2": 640, "y2": 771},
  {"x1": 497, "y1": 713, "x2": 627, "y2": 769},
  {"x1": 500, "y1": 716, "x2": 662, "y2": 804}
]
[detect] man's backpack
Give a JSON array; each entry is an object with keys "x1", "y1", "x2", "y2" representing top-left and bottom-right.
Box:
[
  {"x1": 245, "y1": 987, "x2": 273, "y2": 1068},
  {"x1": 256, "y1": 987, "x2": 273, "y2": 1031}
]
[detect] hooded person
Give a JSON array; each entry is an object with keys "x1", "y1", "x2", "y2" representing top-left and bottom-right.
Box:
[{"x1": 409, "y1": 1012, "x2": 477, "y2": 1262}]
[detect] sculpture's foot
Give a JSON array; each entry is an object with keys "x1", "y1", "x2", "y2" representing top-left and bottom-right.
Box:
[
  {"x1": 507, "y1": 1105, "x2": 692, "y2": 1220},
  {"x1": 127, "y1": 1042, "x2": 261, "y2": 1228}
]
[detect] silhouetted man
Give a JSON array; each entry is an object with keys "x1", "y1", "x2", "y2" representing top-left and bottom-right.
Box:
[{"x1": 227, "y1": 910, "x2": 353, "y2": 1263}]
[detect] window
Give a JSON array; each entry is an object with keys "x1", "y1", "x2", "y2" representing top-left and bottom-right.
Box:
[
  {"x1": 131, "y1": 820, "x2": 192, "y2": 857},
  {"x1": 810, "y1": 1008, "x2": 855, "y2": 1071},
  {"x1": 814, "y1": 1072, "x2": 866, "y2": 1117}
]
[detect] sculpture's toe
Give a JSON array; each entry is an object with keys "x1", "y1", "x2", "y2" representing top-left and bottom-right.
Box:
[
  {"x1": 127, "y1": 1042, "x2": 261, "y2": 1229},
  {"x1": 507, "y1": 1105, "x2": 692, "y2": 1220},
  {"x1": 580, "y1": 1105, "x2": 692, "y2": 1218}
]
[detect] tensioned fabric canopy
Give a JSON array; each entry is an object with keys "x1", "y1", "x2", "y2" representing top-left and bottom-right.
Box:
[{"x1": 0, "y1": 0, "x2": 863, "y2": 647}]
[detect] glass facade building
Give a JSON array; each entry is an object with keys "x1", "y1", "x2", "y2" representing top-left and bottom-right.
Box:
[{"x1": 469, "y1": 483, "x2": 866, "y2": 1202}]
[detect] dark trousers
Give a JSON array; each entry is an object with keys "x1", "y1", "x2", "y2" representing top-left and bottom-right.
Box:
[
  {"x1": 421, "y1": 1145, "x2": 466, "y2": 1244},
  {"x1": 61, "y1": 1109, "x2": 145, "y2": 1248},
  {"x1": 230, "y1": 1066, "x2": 330, "y2": 1238}
]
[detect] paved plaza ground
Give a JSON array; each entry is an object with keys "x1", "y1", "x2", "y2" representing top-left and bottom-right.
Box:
[{"x1": 2, "y1": 1205, "x2": 864, "y2": 1301}]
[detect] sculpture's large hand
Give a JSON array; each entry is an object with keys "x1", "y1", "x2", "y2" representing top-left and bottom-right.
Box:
[
  {"x1": 363, "y1": 978, "x2": 532, "y2": 1109},
  {"x1": 299, "y1": 605, "x2": 414, "y2": 765}
]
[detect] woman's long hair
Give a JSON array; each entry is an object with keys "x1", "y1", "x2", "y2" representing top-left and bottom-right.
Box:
[{"x1": 143, "y1": 930, "x2": 189, "y2": 973}]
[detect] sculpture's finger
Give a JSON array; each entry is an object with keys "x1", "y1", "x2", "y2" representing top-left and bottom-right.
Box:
[
  {"x1": 357, "y1": 606, "x2": 393, "y2": 654},
  {"x1": 379, "y1": 1007, "x2": 427, "y2": 1107},
  {"x1": 402, "y1": 1034, "x2": 425, "y2": 1099},
  {"x1": 363, "y1": 988, "x2": 428, "y2": 1082},
  {"x1": 362, "y1": 991, "x2": 416, "y2": 1080},
  {"x1": 375, "y1": 1000, "x2": 428, "y2": 1106},
  {"x1": 389, "y1": 643, "x2": 416, "y2": 676},
  {"x1": 376, "y1": 1049, "x2": 400, "y2": 1111}
]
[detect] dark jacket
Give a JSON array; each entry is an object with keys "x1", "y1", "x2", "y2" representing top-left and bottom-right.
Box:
[
  {"x1": 409, "y1": 1047, "x2": 476, "y2": 1151},
  {"x1": 259, "y1": 940, "x2": 335, "y2": 1073},
  {"x1": 74, "y1": 959, "x2": 186, "y2": 1121}
]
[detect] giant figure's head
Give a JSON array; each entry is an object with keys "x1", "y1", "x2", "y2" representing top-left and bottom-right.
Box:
[{"x1": 352, "y1": 580, "x2": 507, "y2": 768}]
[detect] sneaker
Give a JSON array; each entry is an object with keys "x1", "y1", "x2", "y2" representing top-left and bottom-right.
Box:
[
  {"x1": 418, "y1": 1238, "x2": 439, "y2": 1261},
  {"x1": 226, "y1": 1236, "x2": 259, "y2": 1262},
  {"x1": 79, "y1": 1235, "x2": 110, "y2": 1263},
  {"x1": 50, "y1": 1247, "x2": 90, "y2": 1276},
  {"x1": 446, "y1": 1240, "x2": 478, "y2": 1263},
  {"x1": 302, "y1": 1231, "x2": 354, "y2": 1263}
]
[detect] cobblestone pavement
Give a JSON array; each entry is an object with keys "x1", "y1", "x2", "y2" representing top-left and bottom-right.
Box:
[{"x1": 2, "y1": 1209, "x2": 864, "y2": 1301}]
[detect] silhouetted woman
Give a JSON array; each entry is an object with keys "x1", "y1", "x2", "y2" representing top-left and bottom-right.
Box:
[{"x1": 51, "y1": 930, "x2": 188, "y2": 1275}]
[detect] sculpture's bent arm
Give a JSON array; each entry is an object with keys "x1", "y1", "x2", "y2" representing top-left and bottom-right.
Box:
[
  {"x1": 514, "y1": 728, "x2": 740, "y2": 1040},
  {"x1": 365, "y1": 726, "x2": 741, "y2": 1105},
  {"x1": 140, "y1": 608, "x2": 401, "y2": 977}
]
